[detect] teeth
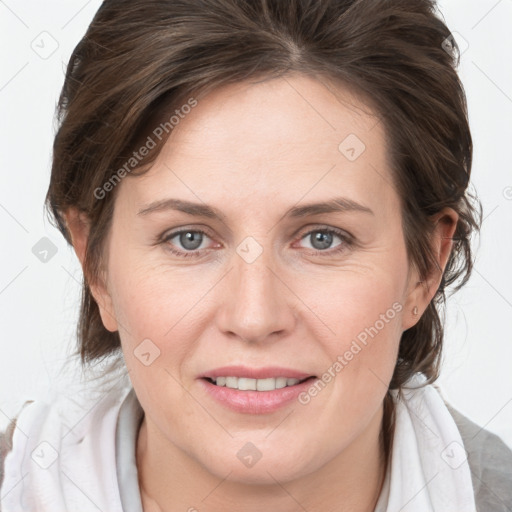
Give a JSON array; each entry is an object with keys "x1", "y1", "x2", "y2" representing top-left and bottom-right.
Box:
[
  {"x1": 212, "y1": 376, "x2": 303, "y2": 391},
  {"x1": 225, "y1": 376, "x2": 237, "y2": 388},
  {"x1": 258, "y1": 378, "x2": 278, "y2": 391},
  {"x1": 276, "y1": 377, "x2": 288, "y2": 389},
  {"x1": 238, "y1": 378, "x2": 257, "y2": 391}
]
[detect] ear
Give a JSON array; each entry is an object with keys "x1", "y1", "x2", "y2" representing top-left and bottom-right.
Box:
[
  {"x1": 402, "y1": 207, "x2": 459, "y2": 331},
  {"x1": 63, "y1": 207, "x2": 119, "y2": 333}
]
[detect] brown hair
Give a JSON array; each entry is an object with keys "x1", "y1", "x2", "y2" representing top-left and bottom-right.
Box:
[{"x1": 45, "y1": 0, "x2": 482, "y2": 466}]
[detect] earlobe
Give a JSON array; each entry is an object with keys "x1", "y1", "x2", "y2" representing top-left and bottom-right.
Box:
[
  {"x1": 63, "y1": 208, "x2": 119, "y2": 333},
  {"x1": 402, "y1": 276, "x2": 427, "y2": 331},
  {"x1": 91, "y1": 287, "x2": 119, "y2": 333}
]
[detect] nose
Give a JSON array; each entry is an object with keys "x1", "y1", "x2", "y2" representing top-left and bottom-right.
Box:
[{"x1": 216, "y1": 243, "x2": 296, "y2": 344}]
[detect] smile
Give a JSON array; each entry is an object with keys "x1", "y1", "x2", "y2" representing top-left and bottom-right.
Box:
[
  {"x1": 205, "y1": 376, "x2": 312, "y2": 391},
  {"x1": 199, "y1": 375, "x2": 318, "y2": 414}
]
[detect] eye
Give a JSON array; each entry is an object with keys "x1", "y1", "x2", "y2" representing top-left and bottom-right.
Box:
[
  {"x1": 161, "y1": 228, "x2": 214, "y2": 258},
  {"x1": 296, "y1": 227, "x2": 353, "y2": 255},
  {"x1": 158, "y1": 225, "x2": 353, "y2": 259}
]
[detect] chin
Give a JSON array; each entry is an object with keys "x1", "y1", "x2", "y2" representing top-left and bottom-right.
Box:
[{"x1": 197, "y1": 444, "x2": 317, "y2": 485}]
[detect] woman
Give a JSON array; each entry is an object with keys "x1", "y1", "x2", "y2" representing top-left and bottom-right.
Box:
[{"x1": 1, "y1": 0, "x2": 511, "y2": 511}]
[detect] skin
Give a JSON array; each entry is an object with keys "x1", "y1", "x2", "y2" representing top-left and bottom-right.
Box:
[{"x1": 65, "y1": 73, "x2": 458, "y2": 512}]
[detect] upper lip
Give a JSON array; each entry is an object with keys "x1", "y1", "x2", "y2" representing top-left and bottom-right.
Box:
[{"x1": 198, "y1": 365, "x2": 315, "y2": 380}]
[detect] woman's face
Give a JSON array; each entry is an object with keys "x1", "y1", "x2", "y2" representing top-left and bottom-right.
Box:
[{"x1": 93, "y1": 73, "x2": 431, "y2": 483}]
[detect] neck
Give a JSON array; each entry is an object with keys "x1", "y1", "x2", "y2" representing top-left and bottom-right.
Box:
[{"x1": 136, "y1": 404, "x2": 387, "y2": 512}]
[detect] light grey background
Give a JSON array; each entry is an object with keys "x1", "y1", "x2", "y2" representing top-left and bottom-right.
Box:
[{"x1": 1, "y1": 0, "x2": 511, "y2": 448}]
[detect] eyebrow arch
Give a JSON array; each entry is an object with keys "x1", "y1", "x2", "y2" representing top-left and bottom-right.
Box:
[{"x1": 136, "y1": 197, "x2": 374, "y2": 219}]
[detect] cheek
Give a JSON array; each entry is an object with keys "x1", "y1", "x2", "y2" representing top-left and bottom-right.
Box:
[
  {"x1": 110, "y1": 253, "x2": 193, "y2": 334},
  {"x1": 106, "y1": 256, "x2": 191, "y2": 376},
  {"x1": 305, "y1": 265, "x2": 405, "y2": 350},
  {"x1": 108, "y1": 258, "x2": 223, "y2": 409},
  {"x1": 109, "y1": 262, "x2": 201, "y2": 423},
  {"x1": 295, "y1": 261, "x2": 405, "y2": 418}
]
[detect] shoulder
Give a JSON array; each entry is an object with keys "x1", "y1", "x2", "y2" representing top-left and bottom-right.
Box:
[
  {"x1": 1, "y1": 377, "x2": 131, "y2": 510},
  {"x1": 445, "y1": 402, "x2": 512, "y2": 512}
]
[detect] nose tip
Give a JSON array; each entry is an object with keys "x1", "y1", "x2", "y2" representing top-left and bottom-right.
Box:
[{"x1": 216, "y1": 253, "x2": 296, "y2": 344}]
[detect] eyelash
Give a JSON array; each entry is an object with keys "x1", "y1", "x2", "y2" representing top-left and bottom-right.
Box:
[{"x1": 159, "y1": 226, "x2": 354, "y2": 259}]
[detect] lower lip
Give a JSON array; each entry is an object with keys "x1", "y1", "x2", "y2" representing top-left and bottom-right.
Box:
[{"x1": 198, "y1": 377, "x2": 317, "y2": 414}]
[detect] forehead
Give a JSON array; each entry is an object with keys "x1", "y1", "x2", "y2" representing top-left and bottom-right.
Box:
[{"x1": 120, "y1": 73, "x2": 397, "y2": 218}]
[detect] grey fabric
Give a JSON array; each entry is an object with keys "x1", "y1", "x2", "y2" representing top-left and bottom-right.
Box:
[
  {"x1": 446, "y1": 403, "x2": 512, "y2": 512},
  {"x1": 1, "y1": 389, "x2": 511, "y2": 511}
]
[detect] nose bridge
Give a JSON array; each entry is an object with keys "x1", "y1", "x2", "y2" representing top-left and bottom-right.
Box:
[
  {"x1": 237, "y1": 244, "x2": 275, "y2": 299},
  {"x1": 218, "y1": 237, "x2": 294, "y2": 343}
]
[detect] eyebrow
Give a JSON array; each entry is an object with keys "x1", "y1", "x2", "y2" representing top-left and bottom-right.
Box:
[{"x1": 137, "y1": 197, "x2": 374, "y2": 219}]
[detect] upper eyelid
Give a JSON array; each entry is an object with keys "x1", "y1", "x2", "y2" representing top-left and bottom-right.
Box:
[{"x1": 162, "y1": 226, "x2": 215, "y2": 243}]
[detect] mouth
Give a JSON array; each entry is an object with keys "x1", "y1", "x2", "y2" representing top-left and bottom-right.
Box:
[
  {"x1": 197, "y1": 366, "x2": 318, "y2": 413},
  {"x1": 202, "y1": 375, "x2": 316, "y2": 391},
  {"x1": 199, "y1": 374, "x2": 318, "y2": 414}
]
